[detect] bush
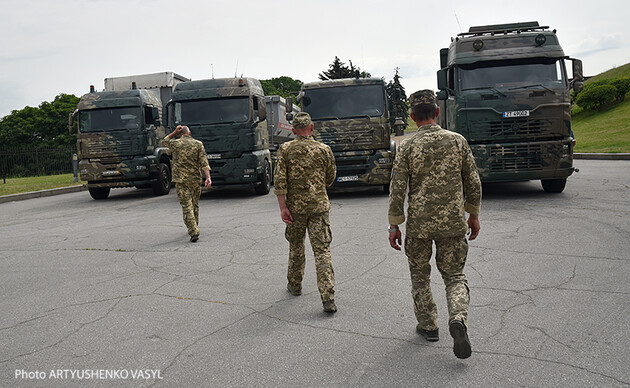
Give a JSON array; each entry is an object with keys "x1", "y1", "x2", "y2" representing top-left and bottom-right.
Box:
[
  {"x1": 610, "y1": 78, "x2": 630, "y2": 101},
  {"x1": 575, "y1": 85, "x2": 617, "y2": 110}
]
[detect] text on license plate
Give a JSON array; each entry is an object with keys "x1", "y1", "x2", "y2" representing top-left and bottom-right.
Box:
[
  {"x1": 207, "y1": 154, "x2": 222, "y2": 160},
  {"x1": 503, "y1": 110, "x2": 530, "y2": 118},
  {"x1": 337, "y1": 175, "x2": 359, "y2": 182}
]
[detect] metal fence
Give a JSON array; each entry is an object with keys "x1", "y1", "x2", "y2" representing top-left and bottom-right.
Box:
[{"x1": 0, "y1": 146, "x2": 76, "y2": 179}]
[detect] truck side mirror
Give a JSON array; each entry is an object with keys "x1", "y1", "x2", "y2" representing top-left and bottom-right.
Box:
[
  {"x1": 437, "y1": 69, "x2": 448, "y2": 91},
  {"x1": 572, "y1": 59, "x2": 584, "y2": 82},
  {"x1": 258, "y1": 97, "x2": 267, "y2": 121},
  {"x1": 437, "y1": 90, "x2": 448, "y2": 100},
  {"x1": 68, "y1": 110, "x2": 78, "y2": 134},
  {"x1": 286, "y1": 96, "x2": 293, "y2": 113}
]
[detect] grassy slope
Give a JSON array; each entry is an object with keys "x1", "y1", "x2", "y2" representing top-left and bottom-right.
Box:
[
  {"x1": 0, "y1": 174, "x2": 80, "y2": 196},
  {"x1": 572, "y1": 62, "x2": 630, "y2": 152}
]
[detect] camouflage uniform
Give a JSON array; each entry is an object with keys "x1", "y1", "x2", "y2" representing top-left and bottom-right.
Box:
[
  {"x1": 388, "y1": 91, "x2": 481, "y2": 331},
  {"x1": 162, "y1": 135, "x2": 211, "y2": 237},
  {"x1": 274, "y1": 115, "x2": 337, "y2": 302}
]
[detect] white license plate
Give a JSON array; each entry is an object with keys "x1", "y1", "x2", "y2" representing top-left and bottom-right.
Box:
[
  {"x1": 337, "y1": 175, "x2": 359, "y2": 182},
  {"x1": 102, "y1": 170, "x2": 120, "y2": 176},
  {"x1": 207, "y1": 154, "x2": 222, "y2": 160},
  {"x1": 503, "y1": 110, "x2": 530, "y2": 118}
]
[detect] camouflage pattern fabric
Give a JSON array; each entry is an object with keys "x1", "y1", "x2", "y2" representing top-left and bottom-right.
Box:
[
  {"x1": 388, "y1": 123, "x2": 481, "y2": 239},
  {"x1": 405, "y1": 236, "x2": 470, "y2": 329},
  {"x1": 292, "y1": 112, "x2": 312, "y2": 129},
  {"x1": 285, "y1": 212, "x2": 335, "y2": 302},
  {"x1": 409, "y1": 89, "x2": 437, "y2": 106},
  {"x1": 161, "y1": 136, "x2": 211, "y2": 184},
  {"x1": 274, "y1": 136, "x2": 336, "y2": 214},
  {"x1": 176, "y1": 181, "x2": 202, "y2": 237}
]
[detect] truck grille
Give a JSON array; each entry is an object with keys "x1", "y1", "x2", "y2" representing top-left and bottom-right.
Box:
[
  {"x1": 489, "y1": 144, "x2": 543, "y2": 171},
  {"x1": 315, "y1": 130, "x2": 374, "y2": 147},
  {"x1": 470, "y1": 118, "x2": 555, "y2": 141},
  {"x1": 87, "y1": 139, "x2": 132, "y2": 154}
]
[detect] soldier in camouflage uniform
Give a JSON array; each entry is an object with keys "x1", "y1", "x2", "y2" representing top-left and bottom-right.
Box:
[
  {"x1": 388, "y1": 90, "x2": 482, "y2": 359},
  {"x1": 162, "y1": 125, "x2": 212, "y2": 242},
  {"x1": 274, "y1": 112, "x2": 338, "y2": 313}
]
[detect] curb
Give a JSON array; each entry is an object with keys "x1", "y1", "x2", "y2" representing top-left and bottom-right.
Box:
[
  {"x1": 574, "y1": 153, "x2": 630, "y2": 160},
  {"x1": 0, "y1": 185, "x2": 86, "y2": 204}
]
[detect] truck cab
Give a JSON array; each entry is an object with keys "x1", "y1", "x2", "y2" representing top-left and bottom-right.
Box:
[
  {"x1": 164, "y1": 77, "x2": 273, "y2": 194},
  {"x1": 437, "y1": 22, "x2": 584, "y2": 193},
  {"x1": 294, "y1": 78, "x2": 395, "y2": 192}
]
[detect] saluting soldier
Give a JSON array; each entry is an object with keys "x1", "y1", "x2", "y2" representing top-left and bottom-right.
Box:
[
  {"x1": 274, "y1": 112, "x2": 338, "y2": 313},
  {"x1": 162, "y1": 125, "x2": 211, "y2": 242},
  {"x1": 388, "y1": 90, "x2": 482, "y2": 359}
]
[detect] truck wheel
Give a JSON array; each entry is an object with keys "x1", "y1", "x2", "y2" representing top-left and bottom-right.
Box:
[
  {"x1": 88, "y1": 187, "x2": 110, "y2": 200},
  {"x1": 254, "y1": 161, "x2": 271, "y2": 195},
  {"x1": 383, "y1": 184, "x2": 390, "y2": 194},
  {"x1": 152, "y1": 163, "x2": 171, "y2": 196},
  {"x1": 541, "y1": 178, "x2": 566, "y2": 193}
]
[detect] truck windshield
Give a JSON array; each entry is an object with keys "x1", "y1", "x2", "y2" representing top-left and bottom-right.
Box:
[
  {"x1": 174, "y1": 97, "x2": 250, "y2": 125},
  {"x1": 79, "y1": 107, "x2": 142, "y2": 132},
  {"x1": 459, "y1": 58, "x2": 567, "y2": 92},
  {"x1": 303, "y1": 84, "x2": 385, "y2": 120}
]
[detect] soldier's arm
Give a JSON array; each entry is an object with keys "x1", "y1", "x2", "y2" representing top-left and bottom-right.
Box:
[
  {"x1": 324, "y1": 146, "x2": 336, "y2": 187},
  {"x1": 461, "y1": 141, "x2": 481, "y2": 215},
  {"x1": 388, "y1": 144, "x2": 409, "y2": 227},
  {"x1": 273, "y1": 145, "x2": 288, "y2": 197},
  {"x1": 198, "y1": 144, "x2": 211, "y2": 187}
]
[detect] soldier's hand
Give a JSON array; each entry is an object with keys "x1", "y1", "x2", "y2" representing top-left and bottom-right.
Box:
[
  {"x1": 467, "y1": 214, "x2": 480, "y2": 240},
  {"x1": 389, "y1": 229, "x2": 402, "y2": 250},
  {"x1": 204, "y1": 177, "x2": 212, "y2": 188},
  {"x1": 281, "y1": 208, "x2": 293, "y2": 224}
]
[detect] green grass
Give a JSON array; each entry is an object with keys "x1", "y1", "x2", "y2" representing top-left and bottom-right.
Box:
[
  {"x1": 572, "y1": 99, "x2": 630, "y2": 153},
  {"x1": 585, "y1": 63, "x2": 630, "y2": 83},
  {"x1": 0, "y1": 173, "x2": 81, "y2": 196}
]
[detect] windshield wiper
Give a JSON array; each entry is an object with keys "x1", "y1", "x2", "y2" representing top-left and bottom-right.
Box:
[
  {"x1": 461, "y1": 86, "x2": 507, "y2": 97},
  {"x1": 314, "y1": 116, "x2": 341, "y2": 121},
  {"x1": 508, "y1": 84, "x2": 556, "y2": 94}
]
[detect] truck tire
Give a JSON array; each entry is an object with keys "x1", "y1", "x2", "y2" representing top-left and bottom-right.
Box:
[
  {"x1": 541, "y1": 178, "x2": 566, "y2": 193},
  {"x1": 383, "y1": 184, "x2": 390, "y2": 194},
  {"x1": 254, "y1": 161, "x2": 271, "y2": 195},
  {"x1": 88, "y1": 187, "x2": 110, "y2": 200},
  {"x1": 152, "y1": 163, "x2": 172, "y2": 196}
]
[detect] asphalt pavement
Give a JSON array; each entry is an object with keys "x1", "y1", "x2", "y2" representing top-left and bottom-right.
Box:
[{"x1": 1, "y1": 159, "x2": 629, "y2": 387}]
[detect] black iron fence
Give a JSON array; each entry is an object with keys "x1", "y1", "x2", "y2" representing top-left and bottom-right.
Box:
[{"x1": 0, "y1": 146, "x2": 76, "y2": 179}]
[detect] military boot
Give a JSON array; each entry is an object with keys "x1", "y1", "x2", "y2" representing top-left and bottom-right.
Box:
[
  {"x1": 449, "y1": 320, "x2": 471, "y2": 359},
  {"x1": 323, "y1": 300, "x2": 337, "y2": 313}
]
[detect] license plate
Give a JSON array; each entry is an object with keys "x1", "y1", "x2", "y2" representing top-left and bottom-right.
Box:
[
  {"x1": 102, "y1": 170, "x2": 120, "y2": 176},
  {"x1": 503, "y1": 110, "x2": 530, "y2": 118},
  {"x1": 207, "y1": 154, "x2": 221, "y2": 160},
  {"x1": 337, "y1": 175, "x2": 359, "y2": 182}
]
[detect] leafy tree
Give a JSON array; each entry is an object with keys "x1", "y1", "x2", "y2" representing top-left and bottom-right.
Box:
[
  {"x1": 575, "y1": 85, "x2": 617, "y2": 111},
  {"x1": 386, "y1": 68, "x2": 409, "y2": 131},
  {"x1": 318, "y1": 56, "x2": 371, "y2": 80},
  {"x1": 0, "y1": 93, "x2": 80, "y2": 148},
  {"x1": 260, "y1": 76, "x2": 303, "y2": 98}
]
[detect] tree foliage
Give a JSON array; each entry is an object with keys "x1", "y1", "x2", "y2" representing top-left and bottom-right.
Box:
[
  {"x1": 318, "y1": 56, "x2": 371, "y2": 80},
  {"x1": 0, "y1": 94, "x2": 80, "y2": 148},
  {"x1": 260, "y1": 76, "x2": 303, "y2": 98},
  {"x1": 386, "y1": 68, "x2": 409, "y2": 130},
  {"x1": 575, "y1": 85, "x2": 617, "y2": 111}
]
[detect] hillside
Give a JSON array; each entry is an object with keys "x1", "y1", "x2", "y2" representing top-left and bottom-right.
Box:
[{"x1": 572, "y1": 62, "x2": 630, "y2": 153}]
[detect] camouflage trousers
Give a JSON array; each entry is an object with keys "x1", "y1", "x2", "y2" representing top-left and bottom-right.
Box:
[
  {"x1": 404, "y1": 236, "x2": 470, "y2": 331},
  {"x1": 285, "y1": 212, "x2": 335, "y2": 302},
  {"x1": 176, "y1": 181, "x2": 201, "y2": 237}
]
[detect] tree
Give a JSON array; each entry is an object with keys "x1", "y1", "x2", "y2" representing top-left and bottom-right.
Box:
[
  {"x1": 318, "y1": 56, "x2": 371, "y2": 80},
  {"x1": 0, "y1": 93, "x2": 80, "y2": 148},
  {"x1": 260, "y1": 76, "x2": 303, "y2": 98},
  {"x1": 386, "y1": 68, "x2": 409, "y2": 132}
]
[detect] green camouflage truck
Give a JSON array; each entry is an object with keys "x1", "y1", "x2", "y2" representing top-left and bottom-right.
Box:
[
  {"x1": 288, "y1": 78, "x2": 395, "y2": 192},
  {"x1": 164, "y1": 77, "x2": 295, "y2": 195},
  {"x1": 70, "y1": 72, "x2": 189, "y2": 199},
  {"x1": 436, "y1": 21, "x2": 584, "y2": 193}
]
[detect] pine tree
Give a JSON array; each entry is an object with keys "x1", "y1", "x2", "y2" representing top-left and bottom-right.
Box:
[{"x1": 386, "y1": 68, "x2": 409, "y2": 132}]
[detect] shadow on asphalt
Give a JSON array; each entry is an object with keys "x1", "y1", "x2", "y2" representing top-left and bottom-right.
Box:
[{"x1": 481, "y1": 181, "x2": 557, "y2": 199}]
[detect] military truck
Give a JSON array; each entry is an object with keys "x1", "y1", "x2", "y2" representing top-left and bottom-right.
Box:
[
  {"x1": 70, "y1": 72, "x2": 189, "y2": 199},
  {"x1": 287, "y1": 78, "x2": 395, "y2": 192},
  {"x1": 436, "y1": 21, "x2": 584, "y2": 193},
  {"x1": 164, "y1": 77, "x2": 295, "y2": 195}
]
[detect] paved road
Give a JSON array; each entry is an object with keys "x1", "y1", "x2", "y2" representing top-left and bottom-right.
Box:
[{"x1": 1, "y1": 159, "x2": 629, "y2": 387}]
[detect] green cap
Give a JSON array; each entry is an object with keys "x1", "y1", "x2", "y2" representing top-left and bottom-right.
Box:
[
  {"x1": 409, "y1": 89, "x2": 437, "y2": 107},
  {"x1": 292, "y1": 112, "x2": 312, "y2": 129}
]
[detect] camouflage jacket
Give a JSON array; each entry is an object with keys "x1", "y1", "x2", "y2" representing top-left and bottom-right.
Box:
[
  {"x1": 274, "y1": 135, "x2": 336, "y2": 214},
  {"x1": 388, "y1": 124, "x2": 481, "y2": 239},
  {"x1": 161, "y1": 135, "x2": 211, "y2": 184}
]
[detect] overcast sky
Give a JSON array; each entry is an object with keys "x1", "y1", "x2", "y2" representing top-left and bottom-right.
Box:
[{"x1": 1, "y1": 0, "x2": 628, "y2": 118}]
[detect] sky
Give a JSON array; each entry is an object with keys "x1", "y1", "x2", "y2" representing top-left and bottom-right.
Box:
[{"x1": 1, "y1": 0, "x2": 629, "y2": 118}]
